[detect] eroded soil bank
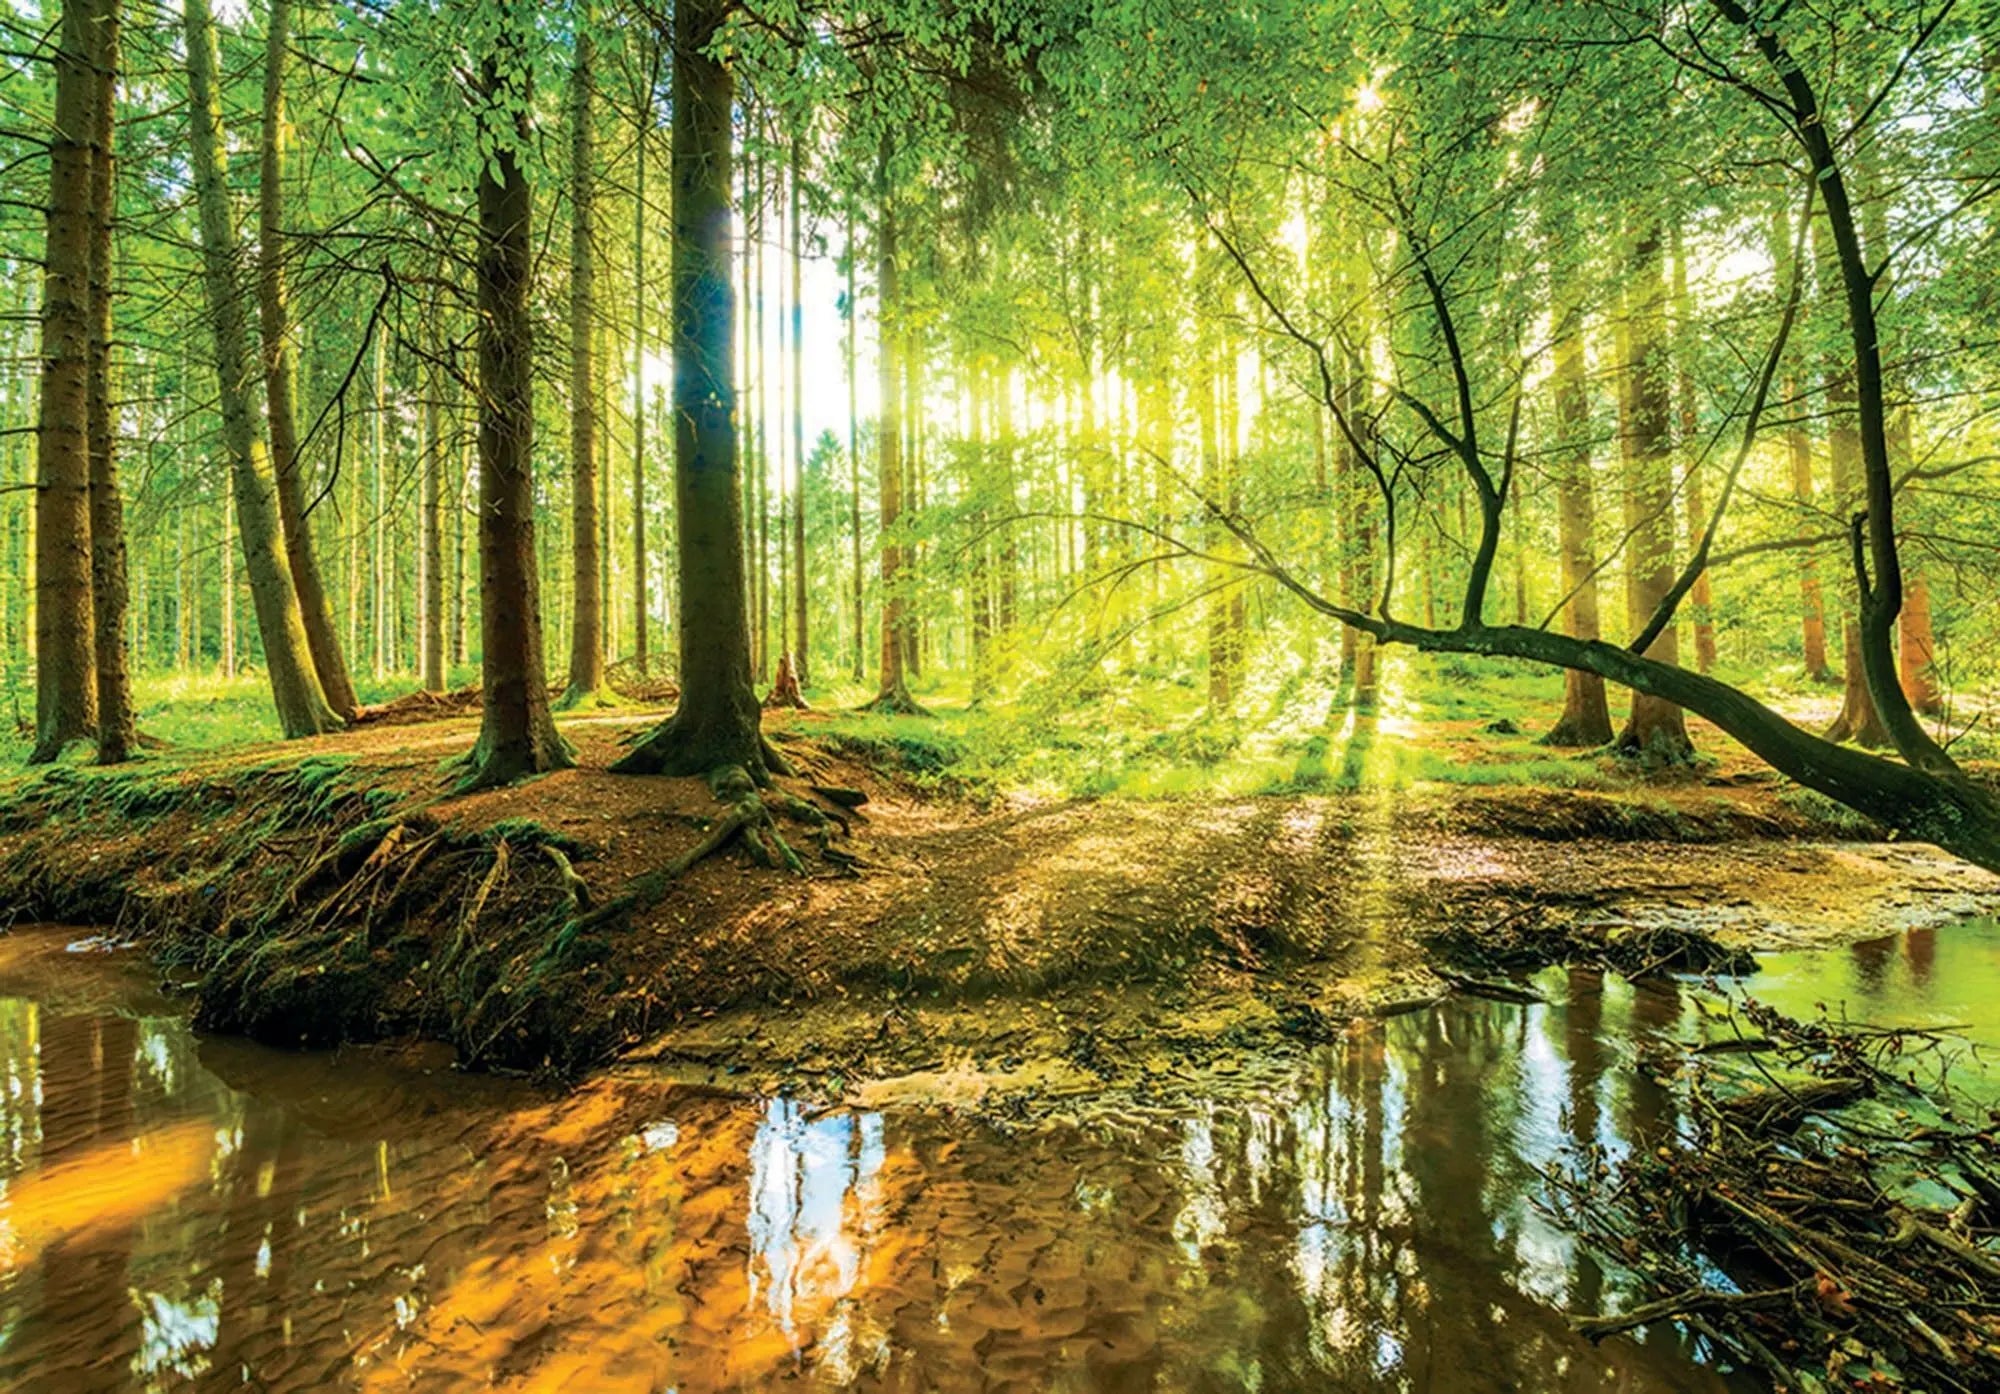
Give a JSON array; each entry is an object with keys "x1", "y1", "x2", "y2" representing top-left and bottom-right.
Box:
[{"x1": 1, "y1": 708, "x2": 1993, "y2": 1094}]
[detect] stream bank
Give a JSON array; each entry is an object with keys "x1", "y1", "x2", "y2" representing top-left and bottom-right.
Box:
[{"x1": 0, "y1": 713, "x2": 1993, "y2": 1086}]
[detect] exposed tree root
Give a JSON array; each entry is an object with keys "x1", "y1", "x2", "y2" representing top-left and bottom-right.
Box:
[
  {"x1": 664, "y1": 765, "x2": 806, "y2": 878},
  {"x1": 861, "y1": 683, "x2": 932, "y2": 718}
]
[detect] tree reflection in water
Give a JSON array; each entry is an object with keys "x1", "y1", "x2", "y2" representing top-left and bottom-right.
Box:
[{"x1": 0, "y1": 933, "x2": 1768, "y2": 1392}]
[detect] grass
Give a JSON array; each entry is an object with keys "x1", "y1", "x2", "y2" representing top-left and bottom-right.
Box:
[
  {"x1": 10, "y1": 647, "x2": 1984, "y2": 813},
  {"x1": 807, "y1": 649, "x2": 1638, "y2": 802}
]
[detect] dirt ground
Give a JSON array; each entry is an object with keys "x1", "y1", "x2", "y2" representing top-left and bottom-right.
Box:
[{"x1": 3, "y1": 702, "x2": 1995, "y2": 1102}]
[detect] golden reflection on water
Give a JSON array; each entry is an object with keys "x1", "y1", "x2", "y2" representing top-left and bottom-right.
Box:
[{"x1": 0, "y1": 936, "x2": 1744, "y2": 1392}]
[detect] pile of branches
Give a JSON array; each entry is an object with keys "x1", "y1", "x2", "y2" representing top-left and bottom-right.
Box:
[
  {"x1": 1430, "y1": 907, "x2": 1758, "y2": 979},
  {"x1": 1552, "y1": 999, "x2": 2000, "y2": 1391},
  {"x1": 353, "y1": 685, "x2": 485, "y2": 725}
]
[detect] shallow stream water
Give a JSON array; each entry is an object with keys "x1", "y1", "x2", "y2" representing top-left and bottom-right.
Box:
[{"x1": 0, "y1": 920, "x2": 1992, "y2": 1392}]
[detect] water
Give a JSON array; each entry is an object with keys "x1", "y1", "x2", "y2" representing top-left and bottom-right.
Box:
[
  {"x1": 10, "y1": 921, "x2": 1991, "y2": 1392},
  {"x1": 1739, "y1": 918, "x2": 2000, "y2": 1056}
]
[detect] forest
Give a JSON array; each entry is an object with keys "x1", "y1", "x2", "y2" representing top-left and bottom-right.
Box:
[{"x1": 1, "y1": 0, "x2": 1999, "y2": 1390}]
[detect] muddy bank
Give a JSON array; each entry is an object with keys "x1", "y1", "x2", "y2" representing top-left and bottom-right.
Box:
[{"x1": 0, "y1": 712, "x2": 1993, "y2": 1085}]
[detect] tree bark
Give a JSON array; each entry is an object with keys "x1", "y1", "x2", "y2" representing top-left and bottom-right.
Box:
[
  {"x1": 1545, "y1": 312, "x2": 1613, "y2": 746},
  {"x1": 1899, "y1": 563, "x2": 1940, "y2": 716},
  {"x1": 421, "y1": 358, "x2": 444, "y2": 692},
  {"x1": 789, "y1": 134, "x2": 809, "y2": 686},
  {"x1": 1811, "y1": 218, "x2": 1891, "y2": 747},
  {"x1": 1670, "y1": 224, "x2": 1717, "y2": 675},
  {"x1": 259, "y1": 0, "x2": 358, "y2": 719},
  {"x1": 847, "y1": 201, "x2": 865, "y2": 682},
  {"x1": 460, "y1": 47, "x2": 573, "y2": 788},
  {"x1": 32, "y1": 0, "x2": 101, "y2": 762},
  {"x1": 1767, "y1": 200, "x2": 1831, "y2": 681},
  {"x1": 561, "y1": 31, "x2": 607, "y2": 706},
  {"x1": 611, "y1": 0, "x2": 780, "y2": 779},
  {"x1": 1614, "y1": 224, "x2": 1693, "y2": 761},
  {"x1": 87, "y1": 0, "x2": 134, "y2": 763},
  {"x1": 866, "y1": 162, "x2": 922, "y2": 714},
  {"x1": 631, "y1": 85, "x2": 650, "y2": 677},
  {"x1": 182, "y1": 0, "x2": 340, "y2": 738}
]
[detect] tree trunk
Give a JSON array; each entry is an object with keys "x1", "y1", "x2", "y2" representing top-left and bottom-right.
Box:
[
  {"x1": 182, "y1": 0, "x2": 340, "y2": 737},
  {"x1": 87, "y1": 0, "x2": 134, "y2": 763},
  {"x1": 847, "y1": 201, "x2": 865, "y2": 682},
  {"x1": 371, "y1": 332, "x2": 388, "y2": 678},
  {"x1": 1545, "y1": 313, "x2": 1613, "y2": 747},
  {"x1": 789, "y1": 134, "x2": 809, "y2": 686},
  {"x1": 1812, "y1": 219, "x2": 1891, "y2": 747},
  {"x1": 1769, "y1": 201, "x2": 1831, "y2": 681},
  {"x1": 259, "y1": 0, "x2": 358, "y2": 719},
  {"x1": 32, "y1": 0, "x2": 101, "y2": 762},
  {"x1": 1199, "y1": 302, "x2": 1234, "y2": 713},
  {"x1": 867, "y1": 166, "x2": 922, "y2": 714},
  {"x1": 631, "y1": 88, "x2": 650, "y2": 678},
  {"x1": 1668, "y1": 225, "x2": 1717, "y2": 675},
  {"x1": 1614, "y1": 224, "x2": 1693, "y2": 762},
  {"x1": 421, "y1": 359, "x2": 445, "y2": 692},
  {"x1": 460, "y1": 48, "x2": 573, "y2": 789},
  {"x1": 561, "y1": 33, "x2": 607, "y2": 706},
  {"x1": 611, "y1": 0, "x2": 779, "y2": 778},
  {"x1": 1899, "y1": 564, "x2": 1940, "y2": 716}
]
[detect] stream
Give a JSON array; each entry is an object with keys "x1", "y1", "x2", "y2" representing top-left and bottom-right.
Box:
[{"x1": 0, "y1": 920, "x2": 1991, "y2": 1392}]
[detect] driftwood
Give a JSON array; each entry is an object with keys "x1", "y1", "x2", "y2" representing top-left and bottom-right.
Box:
[{"x1": 1551, "y1": 997, "x2": 2000, "y2": 1392}]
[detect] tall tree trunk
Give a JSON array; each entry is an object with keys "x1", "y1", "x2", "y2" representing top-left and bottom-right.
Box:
[
  {"x1": 905, "y1": 343, "x2": 925, "y2": 679},
  {"x1": 561, "y1": 32, "x2": 607, "y2": 706},
  {"x1": 867, "y1": 167, "x2": 921, "y2": 713},
  {"x1": 31, "y1": 0, "x2": 101, "y2": 762},
  {"x1": 371, "y1": 331, "x2": 388, "y2": 678},
  {"x1": 182, "y1": 0, "x2": 339, "y2": 736},
  {"x1": 1769, "y1": 201, "x2": 1831, "y2": 681},
  {"x1": 612, "y1": 0, "x2": 780, "y2": 777},
  {"x1": 1670, "y1": 224, "x2": 1717, "y2": 674},
  {"x1": 452, "y1": 423, "x2": 469, "y2": 667},
  {"x1": 1854, "y1": 151, "x2": 1944, "y2": 722},
  {"x1": 631, "y1": 86, "x2": 650, "y2": 677},
  {"x1": 753, "y1": 142, "x2": 770, "y2": 682},
  {"x1": 599, "y1": 320, "x2": 616, "y2": 665},
  {"x1": 460, "y1": 47, "x2": 573, "y2": 788},
  {"x1": 420, "y1": 359, "x2": 444, "y2": 692},
  {"x1": 847, "y1": 201, "x2": 865, "y2": 682},
  {"x1": 1199, "y1": 297, "x2": 1233, "y2": 713},
  {"x1": 1545, "y1": 313, "x2": 1613, "y2": 746},
  {"x1": 1811, "y1": 218, "x2": 1891, "y2": 747},
  {"x1": 87, "y1": 0, "x2": 134, "y2": 763},
  {"x1": 259, "y1": 0, "x2": 358, "y2": 719},
  {"x1": 1615, "y1": 224, "x2": 1693, "y2": 761},
  {"x1": 789, "y1": 134, "x2": 809, "y2": 685}
]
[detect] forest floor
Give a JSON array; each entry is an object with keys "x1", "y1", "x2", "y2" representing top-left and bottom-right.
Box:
[{"x1": 2, "y1": 661, "x2": 1995, "y2": 1104}]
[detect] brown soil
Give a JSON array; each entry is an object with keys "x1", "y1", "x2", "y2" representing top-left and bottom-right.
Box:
[{"x1": 2, "y1": 703, "x2": 1993, "y2": 1100}]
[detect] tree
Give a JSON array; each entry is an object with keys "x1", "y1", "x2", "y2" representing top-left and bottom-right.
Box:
[
  {"x1": 260, "y1": 0, "x2": 359, "y2": 720},
  {"x1": 182, "y1": 0, "x2": 341, "y2": 739},
  {"x1": 87, "y1": 0, "x2": 134, "y2": 763},
  {"x1": 1543, "y1": 308, "x2": 1613, "y2": 747},
  {"x1": 459, "y1": 28, "x2": 574, "y2": 789},
  {"x1": 1613, "y1": 223, "x2": 1693, "y2": 762},
  {"x1": 613, "y1": 0, "x2": 784, "y2": 779},
  {"x1": 31, "y1": 0, "x2": 103, "y2": 763},
  {"x1": 561, "y1": 22, "x2": 610, "y2": 708},
  {"x1": 864, "y1": 162, "x2": 924, "y2": 715}
]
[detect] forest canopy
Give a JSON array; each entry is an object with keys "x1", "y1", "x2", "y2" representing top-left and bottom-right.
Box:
[{"x1": 4, "y1": 0, "x2": 2000, "y2": 859}]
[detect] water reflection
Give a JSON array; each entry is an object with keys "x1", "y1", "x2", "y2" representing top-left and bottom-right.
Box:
[
  {"x1": 0, "y1": 928, "x2": 1759, "y2": 1391},
  {"x1": 1716, "y1": 916, "x2": 2000, "y2": 1094}
]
